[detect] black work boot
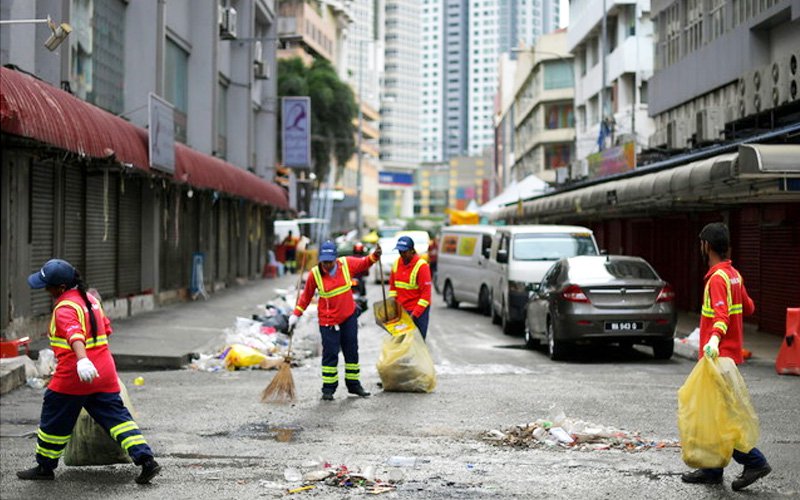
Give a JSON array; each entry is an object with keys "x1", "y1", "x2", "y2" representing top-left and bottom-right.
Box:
[
  {"x1": 732, "y1": 464, "x2": 772, "y2": 491},
  {"x1": 348, "y1": 385, "x2": 371, "y2": 397},
  {"x1": 321, "y1": 392, "x2": 334, "y2": 401},
  {"x1": 135, "y1": 458, "x2": 161, "y2": 484},
  {"x1": 680, "y1": 469, "x2": 723, "y2": 485},
  {"x1": 17, "y1": 465, "x2": 55, "y2": 481}
]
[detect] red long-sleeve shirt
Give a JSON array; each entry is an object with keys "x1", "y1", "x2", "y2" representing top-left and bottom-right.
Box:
[
  {"x1": 699, "y1": 260, "x2": 755, "y2": 365},
  {"x1": 294, "y1": 254, "x2": 377, "y2": 326},
  {"x1": 388, "y1": 254, "x2": 432, "y2": 317},
  {"x1": 48, "y1": 290, "x2": 120, "y2": 395}
]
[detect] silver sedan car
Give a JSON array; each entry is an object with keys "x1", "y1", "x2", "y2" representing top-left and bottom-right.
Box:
[{"x1": 524, "y1": 255, "x2": 677, "y2": 360}]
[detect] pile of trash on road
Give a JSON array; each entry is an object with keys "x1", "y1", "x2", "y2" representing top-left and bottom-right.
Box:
[
  {"x1": 0, "y1": 348, "x2": 57, "y2": 389},
  {"x1": 191, "y1": 288, "x2": 320, "y2": 372},
  {"x1": 278, "y1": 460, "x2": 404, "y2": 495},
  {"x1": 484, "y1": 409, "x2": 680, "y2": 452}
]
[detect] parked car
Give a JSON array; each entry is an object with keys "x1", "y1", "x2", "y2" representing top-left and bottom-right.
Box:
[
  {"x1": 524, "y1": 255, "x2": 677, "y2": 361},
  {"x1": 435, "y1": 225, "x2": 497, "y2": 314},
  {"x1": 488, "y1": 225, "x2": 600, "y2": 336}
]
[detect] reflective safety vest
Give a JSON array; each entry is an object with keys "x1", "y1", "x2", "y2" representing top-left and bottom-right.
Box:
[
  {"x1": 701, "y1": 269, "x2": 744, "y2": 336},
  {"x1": 49, "y1": 300, "x2": 109, "y2": 351},
  {"x1": 391, "y1": 258, "x2": 426, "y2": 290},
  {"x1": 311, "y1": 257, "x2": 352, "y2": 298},
  {"x1": 699, "y1": 260, "x2": 754, "y2": 364}
]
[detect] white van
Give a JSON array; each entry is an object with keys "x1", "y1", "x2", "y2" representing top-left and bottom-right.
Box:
[
  {"x1": 435, "y1": 225, "x2": 497, "y2": 314},
  {"x1": 488, "y1": 225, "x2": 599, "y2": 335}
]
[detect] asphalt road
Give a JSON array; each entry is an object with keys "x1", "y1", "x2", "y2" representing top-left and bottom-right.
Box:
[{"x1": 1, "y1": 284, "x2": 798, "y2": 499}]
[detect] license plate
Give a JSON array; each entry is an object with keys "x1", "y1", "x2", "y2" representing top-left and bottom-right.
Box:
[{"x1": 604, "y1": 321, "x2": 643, "y2": 331}]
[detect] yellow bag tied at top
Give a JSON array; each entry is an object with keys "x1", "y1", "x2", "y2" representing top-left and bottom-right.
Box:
[{"x1": 677, "y1": 357, "x2": 760, "y2": 469}]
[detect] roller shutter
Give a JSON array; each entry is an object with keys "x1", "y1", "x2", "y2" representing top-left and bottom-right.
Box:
[
  {"x1": 117, "y1": 176, "x2": 142, "y2": 296},
  {"x1": 29, "y1": 161, "x2": 56, "y2": 316},
  {"x1": 759, "y1": 217, "x2": 800, "y2": 335},
  {"x1": 85, "y1": 171, "x2": 119, "y2": 297},
  {"x1": 161, "y1": 189, "x2": 184, "y2": 290},
  {"x1": 732, "y1": 207, "x2": 761, "y2": 328},
  {"x1": 216, "y1": 199, "x2": 229, "y2": 282},
  {"x1": 62, "y1": 164, "x2": 85, "y2": 270}
]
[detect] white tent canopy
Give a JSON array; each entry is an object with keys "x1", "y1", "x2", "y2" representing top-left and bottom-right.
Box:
[{"x1": 479, "y1": 174, "x2": 548, "y2": 216}]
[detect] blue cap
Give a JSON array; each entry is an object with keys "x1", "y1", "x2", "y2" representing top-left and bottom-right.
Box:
[
  {"x1": 394, "y1": 236, "x2": 414, "y2": 252},
  {"x1": 28, "y1": 259, "x2": 77, "y2": 289},
  {"x1": 319, "y1": 241, "x2": 338, "y2": 262}
]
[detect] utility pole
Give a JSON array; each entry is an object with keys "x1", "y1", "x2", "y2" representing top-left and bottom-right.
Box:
[
  {"x1": 355, "y1": 39, "x2": 365, "y2": 238},
  {"x1": 600, "y1": 0, "x2": 607, "y2": 150}
]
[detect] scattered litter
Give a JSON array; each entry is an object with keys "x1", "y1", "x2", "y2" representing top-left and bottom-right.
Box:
[
  {"x1": 26, "y1": 377, "x2": 46, "y2": 390},
  {"x1": 284, "y1": 467, "x2": 303, "y2": 482},
  {"x1": 677, "y1": 327, "x2": 701, "y2": 350},
  {"x1": 484, "y1": 412, "x2": 680, "y2": 452},
  {"x1": 133, "y1": 376, "x2": 145, "y2": 386},
  {"x1": 386, "y1": 456, "x2": 421, "y2": 467},
  {"x1": 282, "y1": 463, "x2": 398, "y2": 495},
  {"x1": 288, "y1": 485, "x2": 315, "y2": 494}
]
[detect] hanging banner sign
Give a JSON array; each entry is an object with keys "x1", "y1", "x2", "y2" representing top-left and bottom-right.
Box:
[
  {"x1": 148, "y1": 93, "x2": 175, "y2": 174},
  {"x1": 282, "y1": 96, "x2": 311, "y2": 168}
]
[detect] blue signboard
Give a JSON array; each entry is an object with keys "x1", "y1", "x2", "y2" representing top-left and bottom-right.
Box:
[
  {"x1": 379, "y1": 172, "x2": 414, "y2": 186},
  {"x1": 282, "y1": 97, "x2": 311, "y2": 168}
]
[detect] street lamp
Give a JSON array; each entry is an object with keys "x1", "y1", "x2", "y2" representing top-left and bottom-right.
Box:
[{"x1": 0, "y1": 16, "x2": 72, "y2": 51}]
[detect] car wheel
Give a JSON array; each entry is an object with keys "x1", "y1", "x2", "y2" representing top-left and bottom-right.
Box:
[
  {"x1": 443, "y1": 281, "x2": 459, "y2": 309},
  {"x1": 547, "y1": 320, "x2": 568, "y2": 361},
  {"x1": 478, "y1": 286, "x2": 490, "y2": 316},
  {"x1": 652, "y1": 339, "x2": 674, "y2": 360},
  {"x1": 524, "y1": 328, "x2": 540, "y2": 349},
  {"x1": 433, "y1": 271, "x2": 441, "y2": 294}
]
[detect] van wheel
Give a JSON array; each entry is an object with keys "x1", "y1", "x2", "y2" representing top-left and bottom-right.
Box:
[
  {"x1": 547, "y1": 320, "x2": 568, "y2": 361},
  {"x1": 443, "y1": 282, "x2": 459, "y2": 309},
  {"x1": 478, "y1": 286, "x2": 490, "y2": 316},
  {"x1": 491, "y1": 295, "x2": 501, "y2": 325},
  {"x1": 501, "y1": 306, "x2": 517, "y2": 336}
]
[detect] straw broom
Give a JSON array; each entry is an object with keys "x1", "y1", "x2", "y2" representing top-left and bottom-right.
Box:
[{"x1": 261, "y1": 253, "x2": 307, "y2": 403}]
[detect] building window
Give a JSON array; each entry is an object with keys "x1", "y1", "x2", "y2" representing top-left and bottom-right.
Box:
[
  {"x1": 217, "y1": 81, "x2": 228, "y2": 159},
  {"x1": 544, "y1": 103, "x2": 575, "y2": 129},
  {"x1": 544, "y1": 144, "x2": 572, "y2": 169},
  {"x1": 165, "y1": 38, "x2": 189, "y2": 142},
  {"x1": 709, "y1": 0, "x2": 726, "y2": 41},
  {"x1": 684, "y1": 0, "x2": 704, "y2": 54},
  {"x1": 543, "y1": 60, "x2": 573, "y2": 89}
]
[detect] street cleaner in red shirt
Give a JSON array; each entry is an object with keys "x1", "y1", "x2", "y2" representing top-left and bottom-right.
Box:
[
  {"x1": 681, "y1": 223, "x2": 771, "y2": 491},
  {"x1": 388, "y1": 235, "x2": 432, "y2": 340},
  {"x1": 289, "y1": 241, "x2": 382, "y2": 401},
  {"x1": 18, "y1": 259, "x2": 160, "y2": 484}
]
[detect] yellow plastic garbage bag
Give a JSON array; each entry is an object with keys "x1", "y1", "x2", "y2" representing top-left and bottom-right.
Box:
[
  {"x1": 678, "y1": 357, "x2": 760, "y2": 469},
  {"x1": 224, "y1": 343, "x2": 268, "y2": 370},
  {"x1": 377, "y1": 329, "x2": 437, "y2": 393},
  {"x1": 63, "y1": 378, "x2": 135, "y2": 466}
]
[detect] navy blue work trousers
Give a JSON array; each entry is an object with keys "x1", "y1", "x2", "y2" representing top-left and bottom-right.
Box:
[
  {"x1": 320, "y1": 312, "x2": 361, "y2": 393},
  {"x1": 704, "y1": 447, "x2": 768, "y2": 477},
  {"x1": 411, "y1": 307, "x2": 430, "y2": 340}
]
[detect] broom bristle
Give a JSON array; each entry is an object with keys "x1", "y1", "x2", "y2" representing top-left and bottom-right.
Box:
[{"x1": 261, "y1": 360, "x2": 296, "y2": 403}]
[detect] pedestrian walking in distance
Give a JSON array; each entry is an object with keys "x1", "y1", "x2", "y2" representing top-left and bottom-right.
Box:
[
  {"x1": 388, "y1": 235, "x2": 433, "y2": 339},
  {"x1": 681, "y1": 223, "x2": 771, "y2": 491},
  {"x1": 289, "y1": 241, "x2": 382, "y2": 400},
  {"x1": 18, "y1": 259, "x2": 161, "y2": 484}
]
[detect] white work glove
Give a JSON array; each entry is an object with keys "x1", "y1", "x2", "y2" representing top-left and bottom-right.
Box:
[
  {"x1": 288, "y1": 314, "x2": 299, "y2": 332},
  {"x1": 76, "y1": 358, "x2": 100, "y2": 383},
  {"x1": 703, "y1": 336, "x2": 720, "y2": 360}
]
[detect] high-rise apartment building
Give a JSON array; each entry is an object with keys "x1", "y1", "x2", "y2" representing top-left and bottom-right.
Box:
[
  {"x1": 422, "y1": 0, "x2": 561, "y2": 164},
  {"x1": 381, "y1": 0, "x2": 421, "y2": 169}
]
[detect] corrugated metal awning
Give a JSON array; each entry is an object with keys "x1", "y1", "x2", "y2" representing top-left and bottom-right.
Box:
[
  {"x1": 494, "y1": 145, "x2": 800, "y2": 223},
  {"x1": 0, "y1": 67, "x2": 288, "y2": 209}
]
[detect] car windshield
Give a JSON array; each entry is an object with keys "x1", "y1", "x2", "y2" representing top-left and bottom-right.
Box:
[
  {"x1": 569, "y1": 259, "x2": 659, "y2": 281},
  {"x1": 513, "y1": 233, "x2": 598, "y2": 261}
]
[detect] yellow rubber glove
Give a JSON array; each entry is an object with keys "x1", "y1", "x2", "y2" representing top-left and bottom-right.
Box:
[{"x1": 703, "y1": 335, "x2": 720, "y2": 359}]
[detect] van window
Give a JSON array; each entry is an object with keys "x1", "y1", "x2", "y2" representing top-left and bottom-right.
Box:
[
  {"x1": 481, "y1": 235, "x2": 492, "y2": 255},
  {"x1": 457, "y1": 236, "x2": 477, "y2": 256},
  {"x1": 441, "y1": 235, "x2": 458, "y2": 254},
  {"x1": 513, "y1": 233, "x2": 598, "y2": 261}
]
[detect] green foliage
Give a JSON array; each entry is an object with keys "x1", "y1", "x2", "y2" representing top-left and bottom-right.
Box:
[{"x1": 277, "y1": 57, "x2": 357, "y2": 184}]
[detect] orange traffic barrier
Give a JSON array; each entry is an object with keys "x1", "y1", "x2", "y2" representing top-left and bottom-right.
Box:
[{"x1": 775, "y1": 307, "x2": 800, "y2": 376}]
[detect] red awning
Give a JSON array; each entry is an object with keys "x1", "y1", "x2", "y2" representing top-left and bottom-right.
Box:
[
  {"x1": 0, "y1": 67, "x2": 150, "y2": 170},
  {"x1": 0, "y1": 67, "x2": 288, "y2": 208},
  {"x1": 175, "y1": 144, "x2": 288, "y2": 207}
]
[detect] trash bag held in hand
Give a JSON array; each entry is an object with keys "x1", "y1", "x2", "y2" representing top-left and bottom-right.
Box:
[
  {"x1": 63, "y1": 378, "x2": 135, "y2": 466},
  {"x1": 677, "y1": 357, "x2": 760, "y2": 469},
  {"x1": 377, "y1": 329, "x2": 437, "y2": 393}
]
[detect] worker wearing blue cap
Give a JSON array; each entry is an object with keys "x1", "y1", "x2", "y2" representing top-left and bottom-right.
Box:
[
  {"x1": 289, "y1": 241, "x2": 382, "y2": 400},
  {"x1": 389, "y1": 236, "x2": 432, "y2": 339}
]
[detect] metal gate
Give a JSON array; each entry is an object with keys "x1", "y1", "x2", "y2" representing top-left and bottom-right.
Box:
[
  {"x1": 29, "y1": 161, "x2": 56, "y2": 315},
  {"x1": 85, "y1": 171, "x2": 119, "y2": 297},
  {"x1": 62, "y1": 164, "x2": 85, "y2": 271},
  {"x1": 117, "y1": 176, "x2": 142, "y2": 296}
]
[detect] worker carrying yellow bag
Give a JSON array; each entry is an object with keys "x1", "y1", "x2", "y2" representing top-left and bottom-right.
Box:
[
  {"x1": 373, "y1": 298, "x2": 436, "y2": 392},
  {"x1": 677, "y1": 356, "x2": 759, "y2": 469}
]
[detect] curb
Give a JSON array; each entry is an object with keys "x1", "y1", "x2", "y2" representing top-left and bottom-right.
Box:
[
  {"x1": 0, "y1": 361, "x2": 26, "y2": 396},
  {"x1": 113, "y1": 352, "x2": 197, "y2": 371}
]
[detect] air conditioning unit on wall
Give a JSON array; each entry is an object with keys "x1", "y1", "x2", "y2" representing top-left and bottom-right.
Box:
[
  {"x1": 253, "y1": 41, "x2": 269, "y2": 79},
  {"x1": 219, "y1": 6, "x2": 237, "y2": 40},
  {"x1": 771, "y1": 52, "x2": 799, "y2": 107},
  {"x1": 696, "y1": 107, "x2": 722, "y2": 143}
]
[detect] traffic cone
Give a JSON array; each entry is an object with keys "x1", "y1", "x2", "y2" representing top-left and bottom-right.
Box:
[{"x1": 775, "y1": 307, "x2": 800, "y2": 376}]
